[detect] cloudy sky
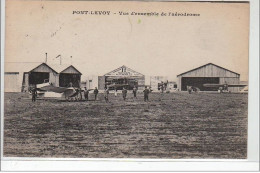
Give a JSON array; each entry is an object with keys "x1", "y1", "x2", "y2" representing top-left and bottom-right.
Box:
[{"x1": 5, "y1": 1, "x2": 249, "y2": 81}]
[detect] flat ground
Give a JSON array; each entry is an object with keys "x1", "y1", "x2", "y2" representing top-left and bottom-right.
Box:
[{"x1": 4, "y1": 92, "x2": 247, "y2": 158}]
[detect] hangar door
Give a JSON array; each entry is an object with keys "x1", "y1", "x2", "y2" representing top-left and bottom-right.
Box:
[
  {"x1": 181, "y1": 77, "x2": 219, "y2": 91},
  {"x1": 59, "y1": 73, "x2": 80, "y2": 87},
  {"x1": 29, "y1": 72, "x2": 49, "y2": 85}
]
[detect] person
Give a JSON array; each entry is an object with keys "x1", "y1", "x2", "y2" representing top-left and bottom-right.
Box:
[
  {"x1": 84, "y1": 87, "x2": 89, "y2": 100},
  {"x1": 104, "y1": 87, "x2": 109, "y2": 102},
  {"x1": 143, "y1": 86, "x2": 149, "y2": 102},
  {"x1": 31, "y1": 88, "x2": 37, "y2": 102},
  {"x1": 68, "y1": 82, "x2": 73, "y2": 87},
  {"x1": 149, "y1": 87, "x2": 153, "y2": 93},
  {"x1": 78, "y1": 88, "x2": 82, "y2": 100},
  {"x1": 187, "y1": 86, "x2": 192, "y2": 94},
  {"x1": 94, "y1": 87, "x2": 99, "y2": 101},
  {"x1": 122, "y1": 87, "x2": 127, "y2": 101},
  {"x1": 114, "y1": 88, "x2": 118, "y2": 97},
  {"x1": 160, "y1": 84, "x2": 164, "y2": 93},
  {"x1": 133, "y1": 86, "x2": 137, "y2": 99}
]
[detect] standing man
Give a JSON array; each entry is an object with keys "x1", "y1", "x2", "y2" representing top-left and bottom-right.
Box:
[
  {"x1": 122, "y1": 87, "x2": 127, "y2": 101},
  {"x1": 31, "y1": 88, "x2": 37, "y2": 102},
  {"x1": 160, "y1": 83, "x2": 164, "y2": 93},
  {"x1": 114, "y1": 87, "x2": 118, "y2": 97},
  {"x1": 187, "y1": 86, "x2": 192, "y2": 94},
  {"x1": 104, "y1": 87, "x2": 109, "y2": 103},
  {"x1": 133, "y1": 86, "x2": 137, "y2": 99},
  {"x1": 84, "y1": 87, "x2": 89, "y2": 101},
  {"x1": 94, "y1": 87, "x2": 99, "y2": 101},
  {"x1": 143, "y1": 86, "x2": 149, "y2": 102}
]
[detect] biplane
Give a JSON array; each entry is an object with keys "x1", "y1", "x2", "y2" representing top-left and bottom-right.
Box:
[
  {"x1": 106, "y1": 83, "x2": 150, "y2": 90},
  {"x1": 34, "y1": 82, "x2": 84, "y2": 100},
  {"x1": 203, "y1": 83, "x2": 248, "y2": 92}
]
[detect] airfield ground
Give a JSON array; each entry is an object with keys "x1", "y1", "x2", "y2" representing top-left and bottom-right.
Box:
[{"x1": 4, "y1": 92, "x2": 247, "y2": 158}]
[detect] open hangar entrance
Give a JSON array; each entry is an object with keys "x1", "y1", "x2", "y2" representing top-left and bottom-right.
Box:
[
  {"x1": 29, "y1": 72, "x2": 50, "y2": 85},
  {"x1": 58, "y1": 65, "x2": 82, "y2": 88},
  {"x1": 99, "y1": 65, "x2": 145, "y2": 90},
  {"x1": 59, "y1": 73, "x2": 81, "y2": 87},
  {"x1": 177, "y1": 63, "x2": 240, "y2": 92},
  {"x1": 181, "y1": 77, "x2": 219, "y2": 91}
]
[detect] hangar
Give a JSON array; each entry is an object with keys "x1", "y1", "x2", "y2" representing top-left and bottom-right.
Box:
[
  {"x1": 49, "y1": 65, "x2": 82, "y2": 88},
  {"x1": 98, "y1": 65, "x2": 145, "y2": 90},
  {"x1": 177, "y1": 63, "x2": 240, "y2": 92},
  {"x1": 4, "y1": 62, "x2": 82, "y2": 92}
]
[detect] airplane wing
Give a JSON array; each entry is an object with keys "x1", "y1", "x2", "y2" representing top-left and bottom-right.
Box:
[
  {"x1": 203, "y1": 84, "x2": 224, "y2": 88},
  {"x1": 227, "y1": 84, "x2": 248, "y2": 87},
  {"x1": 36, "y1": 83, "x2": 75, "y2": 93},
  {"x1": 203, "y1": 84, "x2": 247, "y2": 88},
  {"x1": 107, "y1": 84, "x2": 129, "y2": 89}
]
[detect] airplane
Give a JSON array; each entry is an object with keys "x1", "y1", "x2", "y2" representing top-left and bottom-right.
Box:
[
  {"x1": 106, "y1": 83, "x2": 150, "y2": 90},
  {"x1": 34, "y1": 82, "x2": 85, "y2": 100},
  {"x1": 203, "y1": 83, "x2": 248, "y2": 92}
]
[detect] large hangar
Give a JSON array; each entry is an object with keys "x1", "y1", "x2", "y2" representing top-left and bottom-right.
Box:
[
  {"x1": 98, "y1": 65, "x2": 145, "y2": 90},
  {"x1": 177, "y1": 63, "x2": 240, "y2": 92}
]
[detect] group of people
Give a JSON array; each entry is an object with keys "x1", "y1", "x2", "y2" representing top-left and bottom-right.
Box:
[
  {"x1": 31, "y1": 86, "x2": 152, "y2": 102},
  {"x1": 82, "y1": 86, "x2": 151, "y2": 102}
]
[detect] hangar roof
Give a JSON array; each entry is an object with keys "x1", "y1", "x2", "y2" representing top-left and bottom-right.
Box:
[
  {"x1": 177, "y1": 63, "x2": 240, "y2": 77},
  {"x1": 104, "y1": 65, "x2": 144, "y2": 77},
  {"x1": 5, "y1": 62, "x2": 82, "y2": 75}
]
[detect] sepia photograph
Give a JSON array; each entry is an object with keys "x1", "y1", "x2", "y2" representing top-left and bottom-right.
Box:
[{"x1": 2, "y1": 0, "x2": 251, "y2": 162}]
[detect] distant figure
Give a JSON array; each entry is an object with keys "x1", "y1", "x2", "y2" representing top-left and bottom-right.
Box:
[
  {"x1": 114, "y1": 88, "x2": 118, "y2": 97},
  {"x1": 104, "y1": 87, "x2": 109, "y2": 102},
  {"x1": 31, "y1": 88, "x2": 37, "y2": 102},
  {"x1": 149, "y1": 87, "x2": 153, "y2": 93},
  {"x1": 160, "y1": 84, "x2": 164, "y2": 93},
  {"x1": 68, "y1": 82, "x2": 73, "y2": 87},
  {"x1": 218, "y1": 86, "x2": 223, "y2": 93},
  {"x1": 78, "y1": 88, "x2": 82, "y2": 100},
  {"x1": 223, "y1": 84, "x2": 228, "y2": 92},
  {"x1": 94, "y1": 87, "x2": 99, "y2": 100},
  {"x1": 122, "y1": 87, "x2": 127, "y2": 101},
  {"x1": 187, "y1": 86, "x2": 192, "y2": 94},
  {"x1": 133, "y1": 86, "x2": 137, "y2": 98},
  {"x1": 143, "y1": 86, "x2": 150, "y2": 102},
  {"x1": 84, "y1": 87, "x2": 89, "y2": 100}
]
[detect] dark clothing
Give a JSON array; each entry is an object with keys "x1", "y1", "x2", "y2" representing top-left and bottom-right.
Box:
[
  {"x1": 133, "y1": 88, "x2": 137, "y2": 98},
  {"x1": 122, "y1": 89, "x2": 127, "y2": 100},
  {"x1": 84, "y1": 90, "x2": 89, "y2": 100},
  {"x1": 187, "y1": 86, "x2": 192, "y2": 94},
  {"x1": 32, "y1": 89, "x2": 37, "y2": 102},
  {"x1": 94, "y1": 89, "x2": 99, "y2": 100},
  {"x1": 104, "y1": 89, "x2": 109, "y2": 102},
  {"x1": 143, "y1": 88, "x2": 149, "y2": 101}
]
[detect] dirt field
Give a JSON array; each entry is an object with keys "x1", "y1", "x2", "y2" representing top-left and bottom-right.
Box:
[{"x1": 4, "y1": 92, "x2": 248, "y2": 158}]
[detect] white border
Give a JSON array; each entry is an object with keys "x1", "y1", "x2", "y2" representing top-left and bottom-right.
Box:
[{"x1": 1, "y1": 0, "x2": 259, "y2": 171}]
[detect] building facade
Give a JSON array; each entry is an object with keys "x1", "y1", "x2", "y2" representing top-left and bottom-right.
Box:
[
  {"x1": 177, "y1": 63, "x2": 240, "y2": 92},
  {"x1": 4, "y1": 63, "x2": 82, "y2": 92}
]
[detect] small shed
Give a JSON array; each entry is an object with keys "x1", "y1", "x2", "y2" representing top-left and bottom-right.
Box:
[{"x1": 177, "y1": 63, "x2": 240, "y2": 92}]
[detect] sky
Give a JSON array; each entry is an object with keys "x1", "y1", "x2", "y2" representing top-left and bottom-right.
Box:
[{"x1": 5, "y1": 1, "x2": 249, "y2": 81}]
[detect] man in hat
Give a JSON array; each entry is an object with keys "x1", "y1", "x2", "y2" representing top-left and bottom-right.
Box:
[
  {"x1": 84, "y1": 87, "x2": 89, "y2": 101},
  {"x1": 94, "y1": 87, "x2": 99, "y2": 101},
  {"x1": 143, "y1": 86, "x2": 150, "y2": 102},
  {"x1": 122, "y1": 87, "x2": 127, "y2": 101}
]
